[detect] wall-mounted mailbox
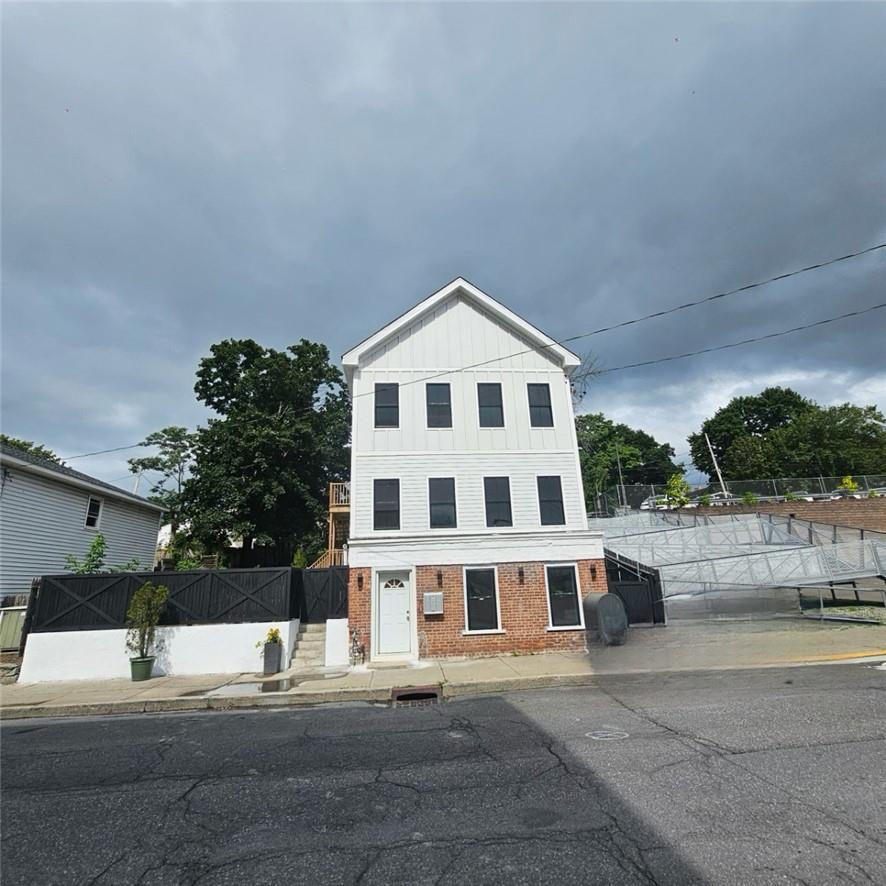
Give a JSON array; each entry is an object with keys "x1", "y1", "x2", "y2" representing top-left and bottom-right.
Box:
[{"x1": 423, "y1": 591, "x2": 444, "y2": 615}]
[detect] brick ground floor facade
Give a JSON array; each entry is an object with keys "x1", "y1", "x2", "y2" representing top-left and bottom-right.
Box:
[{"x1": 347, "y1": 557, "x2": 608, "y2": 660}]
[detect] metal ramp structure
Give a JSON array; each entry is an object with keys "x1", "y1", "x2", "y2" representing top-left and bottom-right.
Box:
[{"x1": 593, "y1": 511, "x2": 886, "y2": 619}]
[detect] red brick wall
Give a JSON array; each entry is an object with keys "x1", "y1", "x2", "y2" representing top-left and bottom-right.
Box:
[
  {"x1": 348, "y1": 559, "x2": 607, "y2": 660},
  {"x1": 692, "y1": 498, "x2": 886, "y2": 533}
]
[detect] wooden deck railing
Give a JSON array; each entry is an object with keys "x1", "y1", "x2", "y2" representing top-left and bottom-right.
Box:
[
  {"x1": 329, "y1": 482, "x2": 350, "y2": 508},
  {"x1": 308, "y1": 549, "x2": 347, "y2": 569}
]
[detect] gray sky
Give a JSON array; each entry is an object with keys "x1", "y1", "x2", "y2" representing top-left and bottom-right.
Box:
[{"x1": 3, "y1": 2, "x2": 885, "y2": 488}]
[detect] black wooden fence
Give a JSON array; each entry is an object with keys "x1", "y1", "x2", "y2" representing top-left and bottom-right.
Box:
[{"x1": 24, "y1": 565, "x2": 351, "y2": 639}]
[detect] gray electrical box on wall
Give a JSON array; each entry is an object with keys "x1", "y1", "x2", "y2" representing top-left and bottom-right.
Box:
[{"x1": 423, "y1": 592, "x2": 444, "y2": 615}]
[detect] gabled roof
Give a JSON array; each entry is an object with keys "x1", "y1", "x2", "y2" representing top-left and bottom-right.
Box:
[
  {"x1": 0, "y1": 441, "x2": 164, "y2": 512},
  {"x1": 341, "y1": 277, "x2": 581, "y2": 371}
]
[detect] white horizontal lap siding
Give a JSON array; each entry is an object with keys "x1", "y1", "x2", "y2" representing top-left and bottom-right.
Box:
[
  {"x1": 0, "y1": 470, "x2": 161, "y2": 596},
  {"x1": 351, "y1": 451, "x2": 585, "y2": 536}
]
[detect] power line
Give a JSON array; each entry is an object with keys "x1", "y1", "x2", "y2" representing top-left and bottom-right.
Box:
[
  {"x1": 600, "y1": 301, "x2": 886, "y2": 374},
  {"x1": 59, "y1": 243, "x2": 885, "y2": 458},
  {"x1": 561, "y1": 241, "x2": 885, "y2": 342}
]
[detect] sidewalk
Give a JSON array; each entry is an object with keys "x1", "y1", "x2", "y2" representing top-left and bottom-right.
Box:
[{"x1": 2, "y1": 619, "x2": 884, "y2": 720}]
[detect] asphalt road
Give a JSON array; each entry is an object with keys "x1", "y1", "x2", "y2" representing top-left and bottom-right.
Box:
[{"x1": 2, "y1": 664, "x2": 885, "y2": 885}]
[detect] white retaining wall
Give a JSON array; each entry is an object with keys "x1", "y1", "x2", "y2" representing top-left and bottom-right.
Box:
[
  {"x1": 18, "y1": 619, "x2": 300, "y2": 683},
  {"x1": 324, "y1": 618, "x2": 350, "y2": 667}
]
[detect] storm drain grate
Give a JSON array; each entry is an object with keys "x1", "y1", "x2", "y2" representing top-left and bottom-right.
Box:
[{"x1": 391, "y1": 685, "x2": 442, "y2": 707}]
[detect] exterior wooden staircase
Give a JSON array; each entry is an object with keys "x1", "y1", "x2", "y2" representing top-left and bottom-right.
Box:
[{"x1": 309, "y1": 482, "x2": 350, "y2": 569}]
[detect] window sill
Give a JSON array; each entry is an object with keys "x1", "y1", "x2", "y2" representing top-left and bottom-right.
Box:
[
  {"x1": 546, "y1": 625, "x2": 584, "y2": 632},
  {"x1": 462, "y1": 629, "x2": 506, "y2": 636}
]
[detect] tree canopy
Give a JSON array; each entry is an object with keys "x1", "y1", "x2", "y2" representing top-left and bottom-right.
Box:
[
  {"x1": 181, "y1": 339, "x2": 350, "y2": 557},
  {"x1": 128, "y1": 426, "x2": 197, "y2": 532},
  {"x1": 688, "y1": 387, "x2": 886, "y2": 480},
  {"x1": 0, "y1": 434, "x2": 62, "y2": 463},
  {"x1": 575, "y1": 413, "x2": 682, "y2": 505}
]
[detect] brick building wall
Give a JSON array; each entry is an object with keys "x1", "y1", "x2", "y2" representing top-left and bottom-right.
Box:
[
  {"x1": 347, "y1": 558, "x2": 608, "y2": 660},
  {"x1": 692, "y1": 498, "x2": 886, "y2": 533}
]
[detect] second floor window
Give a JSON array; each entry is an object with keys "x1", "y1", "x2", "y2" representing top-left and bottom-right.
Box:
[
  {"x1": 426, "y1": 383, "x2": 452, "y2": 428},
  {"x1": 477, "y1": 383, "x2": 504, "y2": 427},
  {"x1": 373, "y1": 479, "x2": 400, "y2": 530},
  {"x1": 85, "y1": 496, "x2": 103, "y2": 529},
  {"x1": 527, "y1": 383, "x2": 554, "y2": 427},
  {"x1": 428, "y1": 477, "x2": 457, "y2": 528},
  {"x1": 374, "y1": 383, "x2": 399, "y2": 428},
  {"x1": 483, "y1": 476, "x2": 512, "y2": 527},
  {"x1": 537, "y1": 476, "x2": 566, "y2": 525}
]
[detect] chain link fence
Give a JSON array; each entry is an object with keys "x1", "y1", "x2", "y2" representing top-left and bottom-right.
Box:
[{"x1": 591, "y1": 474, "x2": 886, "y2": 514}]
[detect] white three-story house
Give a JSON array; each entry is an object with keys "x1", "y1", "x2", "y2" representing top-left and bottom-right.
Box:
[{"x1": 341, "y1": 278, "x2": 607, "y2": 662}]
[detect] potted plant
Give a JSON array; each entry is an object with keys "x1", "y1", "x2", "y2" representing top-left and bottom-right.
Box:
[
  {"x1": 259, "y1": 626, "x2": 283, "y2": 675},
  {"x1": 125, "y1": 581, "x2": 169, "y2": 681}
]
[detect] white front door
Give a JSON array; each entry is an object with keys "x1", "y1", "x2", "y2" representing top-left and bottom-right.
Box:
[{"x1": 377, "y1": 571, "x2": 412, "y2": 655}]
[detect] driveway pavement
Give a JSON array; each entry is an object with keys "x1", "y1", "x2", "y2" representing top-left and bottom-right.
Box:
[{"x1": 2, "y1": 664, "x2": 884, "y2": 884}]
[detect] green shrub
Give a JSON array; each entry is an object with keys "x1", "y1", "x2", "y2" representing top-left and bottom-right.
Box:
[
  {"x1": 698, "y1": 493, "x2": 711, "y2": 507},
  {"x1": 741, "y1": 491, "x2": 758, "y2": 505}
]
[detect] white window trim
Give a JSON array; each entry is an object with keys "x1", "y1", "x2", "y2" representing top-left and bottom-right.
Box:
[
  {"x1": 544, "y1": 562, "x2": 585, "y2": 631},
  {"x1": 534, "y1": 473, "x2": 567, "y2": 528},
  {"x1": 462, "y1": 565, "x2": 503, "y2": 634},
  {"x1": 84, "y1": 495, "x2": 103, "y2": 530},
  {"x1": 425, "y1": 382, "x2": 454, "y2": 430},
  {"x1": 476, "y1": 381, "x2": 506, "y2": 429},
  {"x1": 426, "y1": 476, "x2": 458, "y2": 531},
  {"x1": 527, "y1": 381, "x2": 555, "y2": 429},
  {"x1": 372, "y1": 478, "x2": 401, "y2": 532},
  {"x1": 373, "y1": 381, "x2": 400, "y2": 430},
  {"x1": 482, "y1": 474, "x2": 513, "y2": 529}
]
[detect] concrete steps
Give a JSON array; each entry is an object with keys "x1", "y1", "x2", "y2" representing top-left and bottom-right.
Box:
[{"x1": 289, "y1": 623, "x2": 326, "y2": 672}]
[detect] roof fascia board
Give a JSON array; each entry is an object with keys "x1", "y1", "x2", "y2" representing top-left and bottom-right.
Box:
[
  {"x1": 0, "y1": 455, "x2": 165, "y2": 512},
  {"x1": 341, "y1": 277, "x2": 581, "y2": 370}
]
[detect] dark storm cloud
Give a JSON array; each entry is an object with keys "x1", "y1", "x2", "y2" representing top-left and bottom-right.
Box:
[{"x1": 2, "y1": 2, "x2": 885, "y2": 483}]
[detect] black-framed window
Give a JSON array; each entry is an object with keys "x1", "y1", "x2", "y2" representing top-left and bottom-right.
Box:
[
  {"x1": 428, "y1": 478, "x2": 457, "y2": 529},
  {"x1": 85, "y1": 497, "x2": 102, "y2": 529},
  {"x1": 477, "y1": 383, "x2": 504, "y2": 427},
  {"x1": 373, "y1": 479, "x2": 400, "y2": 530},
  {"x1": 464, "y1": 567, "x2": 499, "y2": 632},
  {"x1": 483, "y1": 476, "x2": 512, "y2": 527},
  {"x1": 527, "y1": 383, "x2": 554, "y2": 427},
  {"x1": 426, "y1": 383, "x2": 452, "y2": 428},
  {"x1": 374, "y1": 383, "x2": 399, "y2": 428},
  {"x1": 546, "y1": 565, "x2": 582, "y2": 628},
  {"x1": 537, "y1": 476, "x2": 566, "y2": 526}
]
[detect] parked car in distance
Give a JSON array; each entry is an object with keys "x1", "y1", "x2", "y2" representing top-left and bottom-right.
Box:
[
  {"x1": 707, "y1": 491, "x2": 741, "y2": 506},
  {"x1": 639, "y1": 495, "x2": 670, "y2": 511},
  {"x1": 829, "y1": 489, "x2": 864, "y2": 500}
]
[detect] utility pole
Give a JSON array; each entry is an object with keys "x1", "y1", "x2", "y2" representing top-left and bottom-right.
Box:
[
  {"x1": 132, "y1": 470, "x2": 142, "y2": 495},
  {"x1": 615, "y1": 441, "x2": 626, "y2": 508},
  {"x1": 705, "y1": 433, "x2": 727, "y2": 496}
]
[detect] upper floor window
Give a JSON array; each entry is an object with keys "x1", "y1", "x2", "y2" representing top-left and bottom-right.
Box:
[
  {"x1": 537, "y1": 476, "x2": 566, "y2": 526},
  {"x1": 527, "y1": 383, "x2": 554, "y2": 427},
  {"x1": 483, "y1": 476, "x2": 512, "y2": 527},
  {"x1": 373, "y1": 479, "x2": 400, "y2": 530},
  {"x1": 477, "y1": 383, "x2": 504, "y2": 428},
  {"x1": 374, "y1": 383, "x2": 399, "y2": 428},
  {"x1": 428, "y1": 477, "x2": 457, "y2": 528},
  {"x1": 85, "y1": 496, "x2": 103, "y2": 529},
  {"x1": 426, "y1": 383, "x2": 452, "y2": 428}
]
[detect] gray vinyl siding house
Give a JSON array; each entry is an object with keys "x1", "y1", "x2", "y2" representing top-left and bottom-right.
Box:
[{"x1": 0, "y1": 443, "x2": 164, "y2": 598}]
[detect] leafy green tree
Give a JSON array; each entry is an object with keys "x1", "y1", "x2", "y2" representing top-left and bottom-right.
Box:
[
  {"x1": 65, "y1": 534, "x2": 108, "y2": 573},
  {"x1": 664, "y1": 473, "x2": 690, "y2": 507},
  {"x1": 836, "y1": 475, "x2": 859, "y2": 493},
  {"x1": 0, "y1": 435, "x2": 62, "y2": 463},
  {"x1": 575, "y1": 413, "x2": 681, "y2": 506},
  {"x1": 688, "y1": 387, "x2": 812, "y2": 479},
  {"x1": 182, "y1": 339, "x2": 350, "y2": 558},
  {"x1": 127, "y1": 426, "x2": 196, "y2": 533}
]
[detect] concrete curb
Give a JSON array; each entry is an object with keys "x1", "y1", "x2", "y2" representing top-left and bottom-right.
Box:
[{"x1": 3, "y1": 653, "x2": 884, "y2": 721}]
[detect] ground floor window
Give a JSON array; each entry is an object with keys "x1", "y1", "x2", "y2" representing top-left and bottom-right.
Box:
[
  {"x1": 546, "y1": 564, "x2": 582, "y2": 628},
  {"x1": 464, "y1": 567, "x2": 500, "y2": 632}
]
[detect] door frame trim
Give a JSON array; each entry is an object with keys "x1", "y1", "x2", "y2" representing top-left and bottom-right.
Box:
[{"x1": 370, "y1": 567, "x2": 417, "y2": 662}]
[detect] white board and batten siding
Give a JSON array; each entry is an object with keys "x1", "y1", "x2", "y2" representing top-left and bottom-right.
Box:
[
  {"x1": 345, "y1": 284, "x2": 590, "y2": 543},
  {"x1": 0, "y1": 467, "x2": 162, "y2": 597}
]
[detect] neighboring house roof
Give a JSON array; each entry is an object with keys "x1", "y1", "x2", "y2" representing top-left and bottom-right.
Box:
[
  {"x1": 341, "y1": 277, "x2": 582, "y2": 372},
  {"x1": 0, "y1": 442, "x2": 164, "y2": 512}
]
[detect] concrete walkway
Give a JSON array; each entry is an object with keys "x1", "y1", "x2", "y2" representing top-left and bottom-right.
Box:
[{"x1": 2, "y1": 618, "x2": 884, "y2": 720}]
